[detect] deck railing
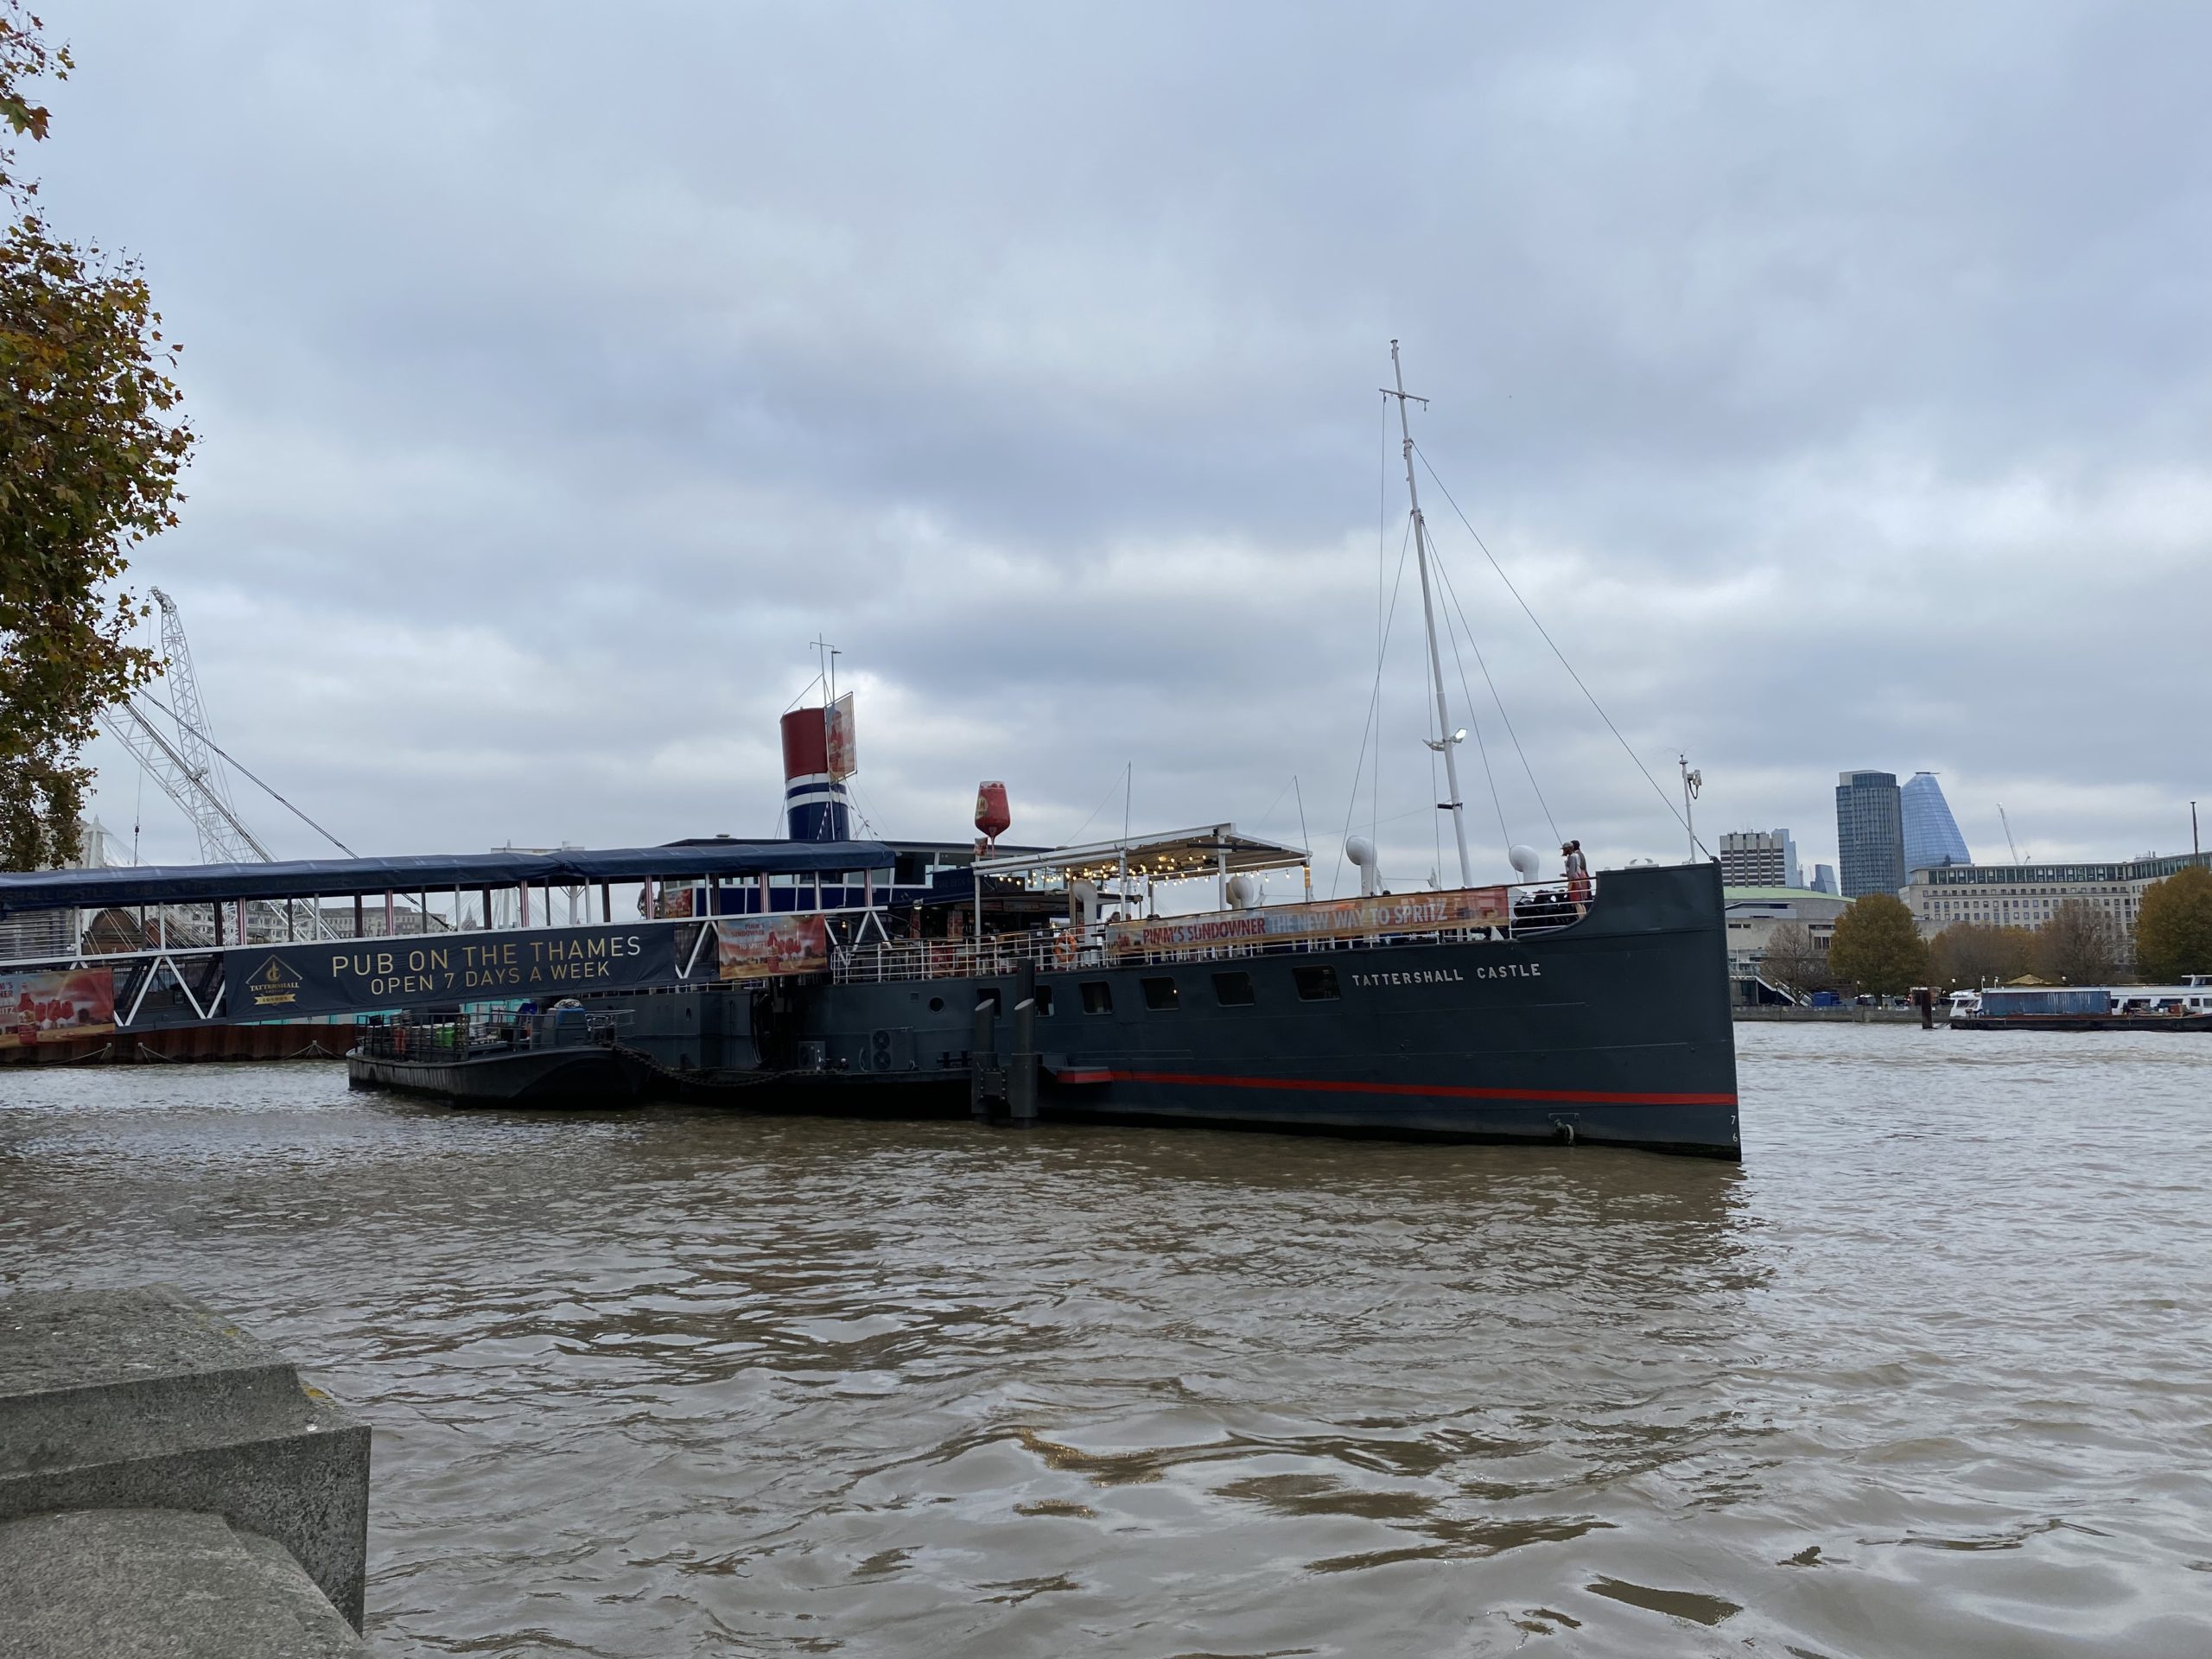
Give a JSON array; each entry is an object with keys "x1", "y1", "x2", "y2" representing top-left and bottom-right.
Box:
[{"x1": 830, "y1": 881, "x2": 1589, "y2": 986}]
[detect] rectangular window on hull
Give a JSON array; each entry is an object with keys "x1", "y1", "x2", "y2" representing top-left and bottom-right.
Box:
[
  {"x1": 1141, "y1": 976, "x2": 1179, "y2": 1011},
  {"x1": 1211, "y1": 971, "x2": 1255, "y2": 1007},
  {"x1": 1080, "y1": 981, "x2": 1113, "y2": 1014},
  {"x1": 1294, "y1": 964, "x2": 1341, "y2": 1001}
]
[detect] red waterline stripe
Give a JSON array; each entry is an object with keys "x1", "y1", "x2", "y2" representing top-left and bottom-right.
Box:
[{"x1": 1086, "y1": 1068, "x2": 1737, "y2": 1108}]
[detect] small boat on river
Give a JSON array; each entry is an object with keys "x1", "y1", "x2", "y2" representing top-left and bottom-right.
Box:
[
  {"x1": 346, "y1": 1006, "x2": 653, "y2": 1103},
  {"x1": 1950, "y1": 980, "x2": 2212, "y2": 1032}
]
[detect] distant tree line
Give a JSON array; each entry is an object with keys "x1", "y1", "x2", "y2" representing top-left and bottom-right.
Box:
[{"x1": 1758, "y1": 868, "x2": 2212, "y2": 999}]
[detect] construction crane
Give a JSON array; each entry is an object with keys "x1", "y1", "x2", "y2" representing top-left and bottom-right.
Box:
[
  {"x1": 98, "y1": 589, "x2": 333, "y2": 945},
  {"x1": 1998, "y1": 804, "x2": 2024, "y2": 865},
  {"x1": 101, "y1": 589, "x2": 275, "y2": 866}
]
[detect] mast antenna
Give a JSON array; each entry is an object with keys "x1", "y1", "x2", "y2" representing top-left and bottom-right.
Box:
[
  {"x1": 1382, "y1": 340, "x2": 1473, "y2": 889},
  {"x1": 1679, "y1": 755, "x2": 1702, "y2": 863}
]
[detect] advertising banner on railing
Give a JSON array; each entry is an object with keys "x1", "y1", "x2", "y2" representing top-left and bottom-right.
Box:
[
  {"x1": 224, "y1": 923, "x2": 681, "y2": 1019},
  {"x1": 0, "y1": 966, "x2": 116, "y2": 1048},
  {"x1": 1105, "y1": 887, "x2": 1511, "y2": 957},
  {"x1": 715, "y1": 914, "x2": 830, "y2": 981}
]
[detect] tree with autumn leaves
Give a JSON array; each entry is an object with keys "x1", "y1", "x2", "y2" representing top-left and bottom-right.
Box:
[
  {"x1": 0, "y1": 5, "x2": 193, "y2": 868},
  {"x1": 2135, "y1": 866, "x2": 2212, "y2": 982},
  {"x1": 1826, "y1": 893, "x2": 1930, "y2": 997}
]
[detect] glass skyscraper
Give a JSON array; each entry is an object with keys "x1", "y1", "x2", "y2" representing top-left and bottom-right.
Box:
[
  {"x1": 1835, "y1": 770, "x2": 1905, "y2": 899},
  {"x1": 1901, "y1": 772, "x2": 1971, "y2": 873}
]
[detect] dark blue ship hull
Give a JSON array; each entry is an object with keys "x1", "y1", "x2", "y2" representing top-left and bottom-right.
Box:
[{"x1": 623, "y1": 861, "x2": 1740, "y2": 1159}]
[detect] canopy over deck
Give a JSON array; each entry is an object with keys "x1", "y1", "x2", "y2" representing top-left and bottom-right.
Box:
[
  {"x1": 0, "y1": 840, "x2": 895, "y2": 916},
  {"x1": 974, "y1": 824, "x2": 1308, "y2": 886}
]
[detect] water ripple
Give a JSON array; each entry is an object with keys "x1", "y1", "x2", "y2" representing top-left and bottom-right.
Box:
[{"x1": 3, "y1": 1026, "x2": 2210, "y2": 1656}]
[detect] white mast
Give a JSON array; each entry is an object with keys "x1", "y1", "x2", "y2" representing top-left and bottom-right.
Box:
[{"x1": 1383, "y1": 340, "x2": 1473, "y2": 889}]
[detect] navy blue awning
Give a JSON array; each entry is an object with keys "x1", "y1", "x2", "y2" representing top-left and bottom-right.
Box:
[{"x1": 0, "y1": 840, "x2": 895, "y2": 915}]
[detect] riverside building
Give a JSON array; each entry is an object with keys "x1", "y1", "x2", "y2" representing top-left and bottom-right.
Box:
[
  {"x1": 1902, "y1": 852, "x2": 2212, "y2": 942},
  {"x1": 1835, "y1": 772, "x2": 1905, "y2": 899},
  {"x1": 1724, "y1": 885, "x2": 1850, "y2": 980},
  {"x1": 1718, "y1": 830, "x2": 1798, "y2": 888},
  {"x1": 1901, "y1": 772, "x2": 1971, "y2": 871}
]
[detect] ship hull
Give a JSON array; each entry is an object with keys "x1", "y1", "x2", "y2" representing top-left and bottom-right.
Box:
[
  {"x1": 346, "y1": 1045, "x2": 652, "y2": 1105},
  {"x1": 687, "y1": 861, "x2": 1742, "y2": 1158}
]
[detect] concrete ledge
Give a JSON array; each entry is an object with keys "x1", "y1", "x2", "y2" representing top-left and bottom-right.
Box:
[
  {"x1": 0, "y1": 1286, "x2": 371, "y2": 1629},
  {"x1": 0, "y1": 1507, "x2": 365, "y2": 1658}
]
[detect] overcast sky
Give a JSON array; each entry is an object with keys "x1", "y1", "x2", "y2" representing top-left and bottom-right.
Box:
[{"x1": 36, "y1": 2, "x2": 2212, "y2": 892}]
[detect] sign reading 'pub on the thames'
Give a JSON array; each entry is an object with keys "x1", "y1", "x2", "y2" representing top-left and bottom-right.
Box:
[{"x1": 224, "y1": 923, "x2": 682, "y2": 1019}]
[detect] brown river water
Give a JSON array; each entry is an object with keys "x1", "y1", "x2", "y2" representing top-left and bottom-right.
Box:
[{"x1": 3, "y1": 1024, "x2": 2209, "y2": 1656}]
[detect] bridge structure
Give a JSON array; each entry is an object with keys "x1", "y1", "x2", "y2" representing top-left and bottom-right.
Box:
[{"x1": 0, "y1": 840, "x2": 895, "y2": 1044}]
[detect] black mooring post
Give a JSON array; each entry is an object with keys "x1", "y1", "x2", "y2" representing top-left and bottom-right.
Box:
[
  {"x1": 1008, "y1": 996, "x2": 1039, "y2": 1128},
  {"x1": 970, "y1": 996, "x2": 997, "y2": 1123}
]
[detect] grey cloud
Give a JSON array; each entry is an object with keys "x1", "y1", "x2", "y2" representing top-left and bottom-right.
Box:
[{"x1": 36, "y1": 2, "x2": 2211, "y2": 881}]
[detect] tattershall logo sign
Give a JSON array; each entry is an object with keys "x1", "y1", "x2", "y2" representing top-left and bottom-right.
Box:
[{"x1": 245, "y1": 955, "x2": 305, "y2": 1010}]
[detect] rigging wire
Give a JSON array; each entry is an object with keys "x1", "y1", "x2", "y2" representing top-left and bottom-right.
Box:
[
  {"x1": 130, "y1": 688, "x2": 359, "y2": 858},
  {"x1": 1333, "y1": 514, "x2": 1415, "y2": 898},
  {"x1": 842, "y1": 779, "x2": 886, "y2": 841},
  {"x1": 1431, "y1": 544, "x2": 1560, "y2": 845},
  {"x1": 1428, "y1": 553, "x2": 1516, "y2": 857},
  {"x1": 1070, "y1": 767, "x2": 1128, "y2": 843},
  {"x1": 1250, "y1": 776, "x2": 1296, "y2": 841},
  {"x1": 1414, "y1": 444, "x2": 1697, "y2": 840}
]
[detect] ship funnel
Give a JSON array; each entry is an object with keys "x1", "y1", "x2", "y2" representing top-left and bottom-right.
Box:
[{"x1": 779, "y1": 708, "x2": 852, "y2": 842}]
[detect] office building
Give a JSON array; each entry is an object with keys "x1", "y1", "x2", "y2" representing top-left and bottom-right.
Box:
[
  {"x1": 1718, "y1": 830, "x2": 1789, "y2": 887},
  {"x1": 1835, "y1": 771, "x2": 1905, "y2": 899},
  {"x1": 1724, "y1": 886, "x2": 1851, "y2": 981},
  {"x1": 1809, "y1": 864, "x2": 1839, "y2": 895},
  {"x1": 1902, "y1": 852, "x2": 2211, "y2": 944},
  {"x1": 1901, "y1": 772, "x2": 1971, "y2": 872}
]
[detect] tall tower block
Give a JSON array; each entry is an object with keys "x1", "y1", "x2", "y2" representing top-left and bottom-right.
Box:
[{"x1": 1901, "y1": 772, "x2": 1972, "y2": 872}]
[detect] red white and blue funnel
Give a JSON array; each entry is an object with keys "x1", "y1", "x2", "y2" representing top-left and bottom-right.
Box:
[{"x1": 779, "y1": 709, "x2": 852, "y2": 842}]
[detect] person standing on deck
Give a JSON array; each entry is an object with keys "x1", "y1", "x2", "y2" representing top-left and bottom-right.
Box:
[{"x1": 1564, "y1": 841, "x2": 1592, "y2": 912}]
